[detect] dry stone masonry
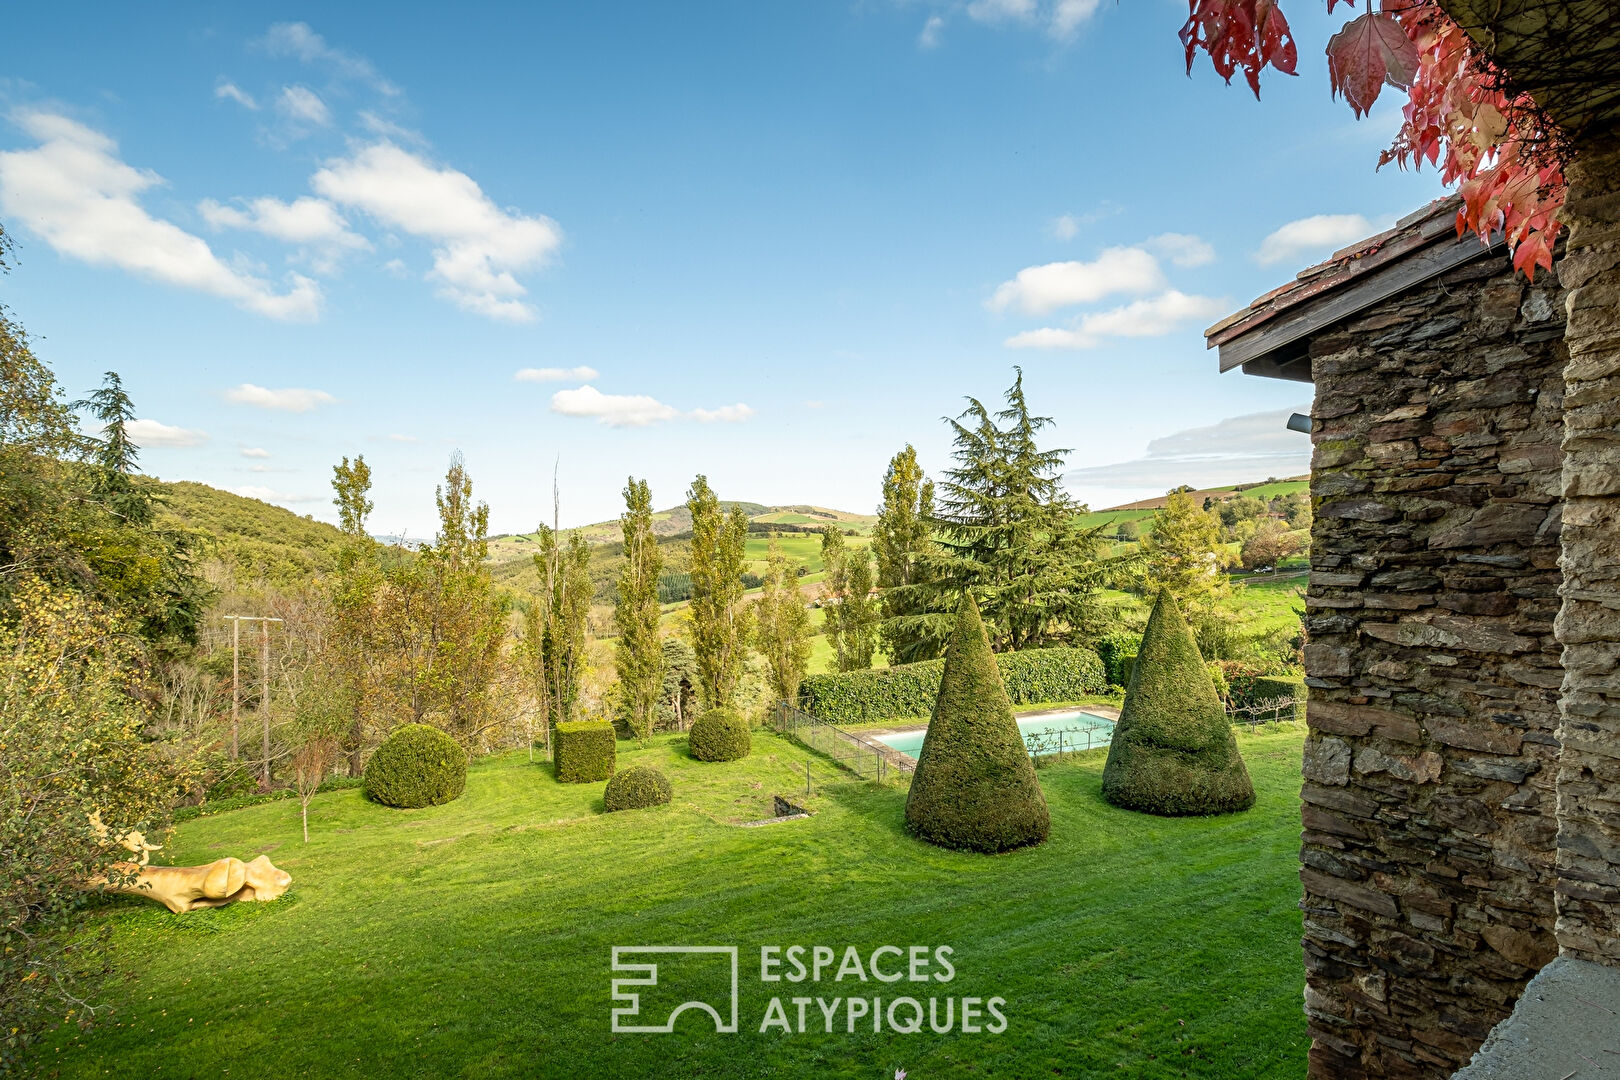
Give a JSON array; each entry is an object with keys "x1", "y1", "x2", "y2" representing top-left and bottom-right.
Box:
[{"x1": 1302, "y1": 256, "x2": 1567, "y2": 1077}]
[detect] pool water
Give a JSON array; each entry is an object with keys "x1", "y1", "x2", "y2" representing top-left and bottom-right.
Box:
[{"x1": 873, "y1": 711, "x2": 1115, "y2": 761}]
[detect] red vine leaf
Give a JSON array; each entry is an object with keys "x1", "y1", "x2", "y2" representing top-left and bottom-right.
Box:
[{"x1": 1327, "y1": 12, "x2": 1420, "y2": 117}]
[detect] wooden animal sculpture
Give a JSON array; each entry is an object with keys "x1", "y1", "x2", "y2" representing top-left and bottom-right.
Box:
[{"x1": 88, "y1": 809, "x2": 163, "y2": 865}]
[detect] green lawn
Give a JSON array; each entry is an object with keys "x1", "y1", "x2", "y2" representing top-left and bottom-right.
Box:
[{"x1": 45, "y1": 729, "x2": 1309, "y2": 1079}]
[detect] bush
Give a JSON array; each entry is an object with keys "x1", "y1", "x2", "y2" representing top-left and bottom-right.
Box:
[
  {"x1": 904, "y1": 597, "x2": 1049, "y2": 853},
  {"x1": 1095, "y1": 630, "x2": 1142, "y2": 688},
  {"x1": 603, "y1": 766, "x2": 673, "y2": 811},
  {"x1": 1240, "y1": 675, "x2": 1306, "y2": 721},
  {"x1": 364, "y1": 724, "x2": 468, "y2": 808},
  {"x1": 688, "y1": 709, "x2": 752, "y2": 761},
  {"x1": 1101, "y1": 591, "x2": 1255, "y2": 817},
  {"x1": 797, "y1": 646, "x2": 1106, "y2": 724},
  {"x1": 555, "y1": 720, "x2": 616, "y2": 783}
]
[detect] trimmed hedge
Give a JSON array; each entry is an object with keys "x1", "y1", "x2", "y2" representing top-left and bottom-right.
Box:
[
  {"x1": 1095, "y1": 631, "x2": 1142, "y2": 688},
  {"x1": 798, "y1": 645, "x2": 1106, "y2": 724},
  {"x1": 1101, "y1": 591, "x2": 1254, "y2": 817},
  {"x1": 364, "y1": 724, "x2": 468, "y2": 809},
  {"x1": 688, "y1": 709, "x2": 751, "y2": 762},
  {"x1": 555, "y1": 720, "x2": 616, "y2": 783},
  {"x1": 603, "y1": 766, "x2": 673, "y2": 812},
  {"x1": 904, "y1": 597, "x2": 1050, "y2": 853}
]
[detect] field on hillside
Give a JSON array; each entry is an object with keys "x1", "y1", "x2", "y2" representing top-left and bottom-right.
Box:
[{"x1": 46, "y1": 729, "x2": 1309, "y2": 1079}]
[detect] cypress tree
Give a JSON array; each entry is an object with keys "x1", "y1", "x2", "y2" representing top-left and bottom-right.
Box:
[
  {"x1": 904, "y1": 595, "x2": 1050, "y2": 853},
  {"x1": 1100, "y1": 590, "x2": 1254, "y2": 816}
]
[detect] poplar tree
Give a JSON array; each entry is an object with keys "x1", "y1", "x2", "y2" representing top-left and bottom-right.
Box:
[
  {"x1": 526, "y1": 523, "x2": 593, "y2": 741},
  {"x1": 820, "y1": 526, "x2": 879, "y2": 671},
  {"x1": 872, "y1": 444, "x2": 937, "y2": 664},
  {"x1": 753, "y1": 536, "x2": 812, "y2": 704},
  {"x1": 686, "y1": 475, "x2": 751, "y2": 709},
  {"x1": 329, "y1": 454, "x2": 379, "y2": 774},
  {"x1": 615, "y1": 477, "x2": 664, "y2": 745}
]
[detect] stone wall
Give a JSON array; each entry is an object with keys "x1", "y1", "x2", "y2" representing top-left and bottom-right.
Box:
[
  {"x1": 1555, "y1": 132, "x2": 1620, "y2": 967},
  {"x1": 1300, "y1": 255, "x2": 1568, "y2": 1078}
]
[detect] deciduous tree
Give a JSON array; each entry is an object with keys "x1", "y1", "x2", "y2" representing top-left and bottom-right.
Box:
[
  {"x1": 686, "y1": 476, "x2": 751, "y2": 709},
  {"x1": 1141, "y1": 489, "x2": 1229, "y2": 611},
  {"x1": 754, "y1": 536, "x2": 812, "y2": 703},
  {"x1": 872, "y1": 445, "x2": 938, "y2": 664},
  {"x1": 615, "y1": 477, "x2": 663, "y2": 745}
]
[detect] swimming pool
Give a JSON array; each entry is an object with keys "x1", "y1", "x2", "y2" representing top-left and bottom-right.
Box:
[{"x1": 873, "y1": 711, "x2": 1115, "y2": 761}]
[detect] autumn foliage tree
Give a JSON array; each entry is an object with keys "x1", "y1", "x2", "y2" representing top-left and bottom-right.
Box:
[{"x1": 1180, "y1": 0, "x2": 1567, "y2": 275}]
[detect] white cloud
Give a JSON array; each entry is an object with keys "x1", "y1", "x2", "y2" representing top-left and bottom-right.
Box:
[
  {"x1": 989, "y1": 246, "x2": 1165, "y2": 315},
  {"x1": 312, "y1": 142, "x2": 563, "y2": 321},
  {"x1": 1064, "y1": 407, "x2": 1311, "y2": 502},
  {"x1": 1147, "y1": 232, "x2": 1217, "y2": 268},
  {"x1": 357, "y1": 110, "x2": 423, "y2": 144},
  {"x1": 1049, "y1": 0, "x2": 1103, "y2": 38},
  {"x1": 550, "y1": 385, "x2": 680, "y2": 428},
  {"x1": 1051, "y1": 214, "x2": 1080, "y2": 241},
  {"x1": 215, "y1": 81, "x2": 258, "y2": 110},
  {"x1": 262, "y1": 22, "x2": 400, "y2": 96},
  {"x1": 276, "y1": 85, "x2": 332, "y2": 128},
  {"x1": 515, "y1": 365, "x2": 599, "y2": 383},
  {"x1": 1005, "y1": 290, "x2": 1226, "y2": 349},
  {"x1": 126, "y1": 418, "x2": 207, "y2": 447},
  {"x1": 959, "y1": 0, "x2": 1100, "y2": 39},
  {"x1": 0, "y1": 111, "x2": 322, "y2": 320},
  {"x1": 386, "y1": 433, "x2": 418, "y2": 443},
  {"x1": 224, "y1": 383, "x2": 336, "y2": 412},
  {"x1": 1256, "y1": 213, "x2": 1383, "y2": 266},
  {"x1": 229, "y1": 484, "x2": 321, "y2": 505},
  {"x1": 805, "y1": 400, "x2": 825, "y2": 409},
  {"x1": 691, "y1": 403, "x2": 755, "y2": 423},
  {"x1": 199, "y1": 195, "x2": 369, "y2": 271},
  {"x1": 240, "y1": 446, "x2": 270, "y2": 458},
  {"x1": 918, "y1": 15, "x2": 945, "y2": 48},
  {"x1": 967, "y1": 0, "x2": 1036, "y2": 23}
]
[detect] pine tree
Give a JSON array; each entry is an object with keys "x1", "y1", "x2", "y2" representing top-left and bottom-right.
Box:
[
  {"x1": 616, "y1": 477, "x2": 664, "y2": 745},
  {"x1": 1141, "y1": 489, "x2": 1229, "y2": 611},
  {"x1": 753, "y1": 536, "x2": 812, "y2": 704},
  {"x1": 687, "y1": 476, "x2": 751, "y2": 709},
  {"x1": 901, "y1": 370, "x2": 1114, "y2": 657},
  {"x1": 904, "y1": 595, "x2": 1050, "y2": 853},
  {"x1": 1100, "y1": 590, "x2": 1254, "y2": 816},
  {"x1": 73, "y1": 372, "x2": 150, "y2": 526},
  {"x1": 873, "y1": 444, "x2": 937, "y2": 664}
]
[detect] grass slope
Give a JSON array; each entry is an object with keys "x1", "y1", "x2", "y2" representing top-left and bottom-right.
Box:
[{"x1": 46, "y1": 729, "x2": 1308, "y2": 1079}]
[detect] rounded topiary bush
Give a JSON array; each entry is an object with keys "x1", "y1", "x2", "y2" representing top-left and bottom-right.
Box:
[
  {"x1": 688, "y1": 709, "x2": 751, "y2": 762},
  {"x1": 603, "y1": 765, "x2": 673, "y2": 812},
  {"x1": 364, "y1": 723, "x2": 468, "y2": 809}
]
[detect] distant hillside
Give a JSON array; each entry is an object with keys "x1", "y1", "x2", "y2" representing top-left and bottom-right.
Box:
[
  {"x1": 486, "y1": 502, "x2": 877, "y2": 563},
  {"x1": 1100, "y1": 476, "x2": 1309, "y2": 512},
  {"x1": 155, "y1": 481, "x2": 347, "y2": 587}
]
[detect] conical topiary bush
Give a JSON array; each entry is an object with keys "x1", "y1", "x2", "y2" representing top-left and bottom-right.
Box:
[
  {"x1": 1101, "y1": 590, "x2": 1255, "y2": 816},
  {"x1": 904, "y1": 596, "x2": 1050, "y2": 853}
]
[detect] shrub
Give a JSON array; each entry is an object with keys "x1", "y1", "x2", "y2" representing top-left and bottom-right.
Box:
[
  {"x1": 1095, "y1": 630, "x2": 1142, "y2": 687},
  {"x1": 797, "y1": 646, "x2": 1106, "y2": 724},
  {"x1": 364, "y1": 724, "x2": 468, "y2": 808},
  {"x1": 603, "y1": 766, "x2": 673, "y2": 811},
  {"x1": 1241, "y1": 675, "x2": 1306, "y2": 721},
  {"x1": 688, "y1": 708, "x2": 752, "y2": 762},
  {"x1": 555, "y1": 720, "x2": 616, "y2": 782},
  {"x1": 1101, "y1": 591, "x2": 1254, "y2": 817},
  {"x1": 904, "y1": 597, "x2": 1050, "y2": 853}
]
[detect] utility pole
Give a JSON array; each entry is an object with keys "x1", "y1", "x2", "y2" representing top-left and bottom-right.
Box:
[{"x1": 223, "y1": 615, "x2": 283, "y2": 787}]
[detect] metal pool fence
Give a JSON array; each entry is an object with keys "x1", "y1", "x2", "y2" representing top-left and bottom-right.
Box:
[
  {"x1": 769, "y1": 701, "x2": 914, "y2": 783},
  {"x1": 1229, "y1": 695, "x2": 1303, "y2": 726},
  {"x1": 1021, "y1": 725, "x2": 1113, "y2": 760}
]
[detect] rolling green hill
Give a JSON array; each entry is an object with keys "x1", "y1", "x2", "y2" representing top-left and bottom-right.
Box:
[{"x1": 154, "y1": 480, "x2": 347, "y2": 587}]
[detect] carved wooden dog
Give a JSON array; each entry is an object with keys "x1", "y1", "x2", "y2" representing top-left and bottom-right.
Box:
[{"x1": 91, "y1": 855, "x2": 292, "y2": 913}]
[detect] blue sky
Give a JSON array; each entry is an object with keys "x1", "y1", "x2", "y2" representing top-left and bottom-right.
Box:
[{"x1": 0, "y1": 2, "x2": 1446, "y2": 535}]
